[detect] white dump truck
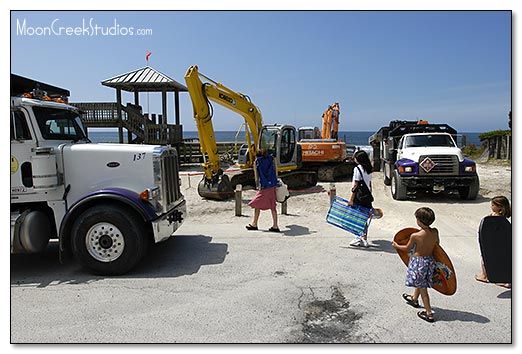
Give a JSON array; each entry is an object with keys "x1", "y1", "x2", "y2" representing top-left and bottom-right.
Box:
[
  {"x1": 10, "y1": 74, "x2": 186, "y2": 274},
  {"x1": 369, "y1": 120, "x2": 479, "y2": 200}
]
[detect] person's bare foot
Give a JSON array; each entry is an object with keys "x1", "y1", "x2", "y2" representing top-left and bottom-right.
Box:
[
  {"x1": 495, "y1": 283, "x2": 511, "y2": 289},
  {"x1": 475, "y1": 274, "x2": 489, "y2": 283}
]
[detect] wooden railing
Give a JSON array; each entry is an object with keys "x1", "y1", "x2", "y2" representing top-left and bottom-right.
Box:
[
  {"x1": 73, "y1": 102, "x2": 121, "y2": 127},
  {"x1": 178, "y1": 141, "x2": 241, "y2": 164},
  {"x1": 484, "y1": 135, "x2": 512, "y2": 160},
  {"x1": 145, "y1": 125, "x2": 183, "y2": 145},
  {"x1": 71, "y1": 101, "x2": 182, "y2": 145}
]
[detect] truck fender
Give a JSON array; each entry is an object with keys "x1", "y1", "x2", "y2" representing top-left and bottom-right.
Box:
[
  {"x1": 394, "y1": 158, "x2": 417, "y2": 175},
  {"x1": 59, "y1": 188, "x2": 157, "y2": 255}
]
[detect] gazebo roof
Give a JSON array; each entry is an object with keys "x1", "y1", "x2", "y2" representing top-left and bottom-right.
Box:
[{"x1": 101, "y1": 66, "x2": 188, "y2": 93}]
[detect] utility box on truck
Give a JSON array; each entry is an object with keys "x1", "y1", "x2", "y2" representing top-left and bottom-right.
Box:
[
  {"x1": 10, "y1": 74, "x2": 186, "y2": 274},
  {"x1": 369, "y1": 120, "x2": 479, "y2": 200}
]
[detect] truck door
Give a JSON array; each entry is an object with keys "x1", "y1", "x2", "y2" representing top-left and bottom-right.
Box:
[
  {"x1": 10, "y1": 108, "x2": 37, "y2": 195},
  {"x1": 396, "y1": 136, "x2": 405, "y2": 160}
]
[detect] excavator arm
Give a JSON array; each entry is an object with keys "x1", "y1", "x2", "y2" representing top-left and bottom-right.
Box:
[
  {"x1": 185, "y1": 65, "x2": 268, "y2": 199},
  {"x1": 321, "y1": 102, "x2": 340, "y2": 140},
  {"x1": 185, "y1": 66, "x2": 263, "y2": 178}
]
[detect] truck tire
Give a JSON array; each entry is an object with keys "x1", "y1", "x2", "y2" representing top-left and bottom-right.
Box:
[
  {"x1": 383, "y1": 162, "x2": 391, "y2": 186},
  {"x1": 459, "y1": 176, "x2": 480, "y2": 200},
  {"x1": 391, "y1": 170, "x2": 407, "y2": 200},
  {"x1": 71, "y1": 205, "x2": 147, "y2": 275}
]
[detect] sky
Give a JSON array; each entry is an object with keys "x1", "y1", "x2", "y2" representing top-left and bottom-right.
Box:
[{"x1": 9, "y1": 9, "x2": 511, "y2": 133}]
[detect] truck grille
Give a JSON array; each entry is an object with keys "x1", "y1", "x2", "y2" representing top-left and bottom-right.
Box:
[
  {"x1": 418, "y1": 155, "x2": 459, "y2": 176},
  {"x1": 160, "y1": 149, "x2": 181, "y2": 210}
]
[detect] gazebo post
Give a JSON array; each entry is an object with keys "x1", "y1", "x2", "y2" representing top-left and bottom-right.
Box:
[
  {"x1": 174, "y1": 90, "x2": 180, "y2": 125},
  {"x1": 162, "y1": 89, "x2": 167, "y2": 142},
  {"x1": 116, "y1": 88, "x2": 124, "y2": 143}
]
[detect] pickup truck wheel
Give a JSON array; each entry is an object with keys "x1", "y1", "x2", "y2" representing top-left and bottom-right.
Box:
[
  {"x1": 71, "y1": 205, "x2": 147, "y2": 275},
  {"x1": 391, "y1": 170, "x2": 407, "y2": 200},
  {"x1": 459, "y1": 176, "x2": 480, "y2": 200}
]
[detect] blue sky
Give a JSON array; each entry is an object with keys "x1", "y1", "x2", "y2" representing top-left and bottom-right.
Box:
[{"x1": 10, "y1": 10, "x2": 511, "y2": 133}]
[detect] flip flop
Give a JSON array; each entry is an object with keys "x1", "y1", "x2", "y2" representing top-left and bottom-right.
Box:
[
  {"x1": 474, "y1": 275, "x2": 489, "y2": 283},
  {"x1": 246, "y1": 224, "x2": 258, "y2": 231},
  {"x1": 268, "y1": 227, "x2": 280, "y2": 232},
  {"x1": 495, "y1": 283, "x2": 511, "y2": 289},
  {"x1": 402, "y1": 293, "x2": 420, "y2": 308},
  {"x1": 417, "y1": 310, "x2": 435, "y2": 323}
]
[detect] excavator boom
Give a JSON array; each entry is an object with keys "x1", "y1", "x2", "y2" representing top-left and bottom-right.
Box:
[{"x1": 185, "y1": 65, "x2": 317, "y2": 200}]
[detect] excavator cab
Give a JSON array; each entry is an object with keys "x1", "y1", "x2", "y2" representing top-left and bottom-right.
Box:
[{"x1": 259, "y1": 124, "x2": 300, "y2": 171}]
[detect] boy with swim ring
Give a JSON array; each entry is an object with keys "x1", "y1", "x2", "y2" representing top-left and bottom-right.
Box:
[{"x1": 392, "y1": 207, "x2": 439, "y2": 323}]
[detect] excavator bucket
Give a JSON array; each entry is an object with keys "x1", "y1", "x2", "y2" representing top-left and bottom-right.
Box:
[{"x1": 197, "y1": 174, "x2": 235, "y2": 200}]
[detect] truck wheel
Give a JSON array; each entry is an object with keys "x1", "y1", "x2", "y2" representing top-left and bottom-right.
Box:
[
  {"x1": 391, "y1": 170, "x2": 407, "y2": 200},
  {"x1": 71, "y1": 205, "x2": 147, "y2": 275},
  {"x1": 383, "y1": 163, "x2": 391, "y2": 186},
  {"x1": 459, "y1": 176, "x2": 480, "y2": 200}
]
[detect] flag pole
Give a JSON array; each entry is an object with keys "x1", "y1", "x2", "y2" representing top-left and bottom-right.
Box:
[{"x1": 145, "y1": 51, "x2": 151, "y2": 120}]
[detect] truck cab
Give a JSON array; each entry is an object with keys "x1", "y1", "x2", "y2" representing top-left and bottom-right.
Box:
[
  {"x1": 11, "y1": 74, "x2": 186, "y2": 274},
  {"x1": 370, "y1": 120, "x2": 479, "y2": 201}
]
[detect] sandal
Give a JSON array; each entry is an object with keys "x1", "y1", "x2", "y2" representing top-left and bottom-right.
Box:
[
  {"x1": 474, "y1": 275, "x2": 489, "y2": 283},
  {"x1": 246, "y1": 224, "x2": 258, "y2": 231},
  {"x1": 268, "y1": 227, "x2": 280, "y2": 232},
  {"x1": 417, "y1": 310, "x2": 435, "y2": 323},
  {"x1": 402, "y1": 293, "x2": 420, "y2": 308}
]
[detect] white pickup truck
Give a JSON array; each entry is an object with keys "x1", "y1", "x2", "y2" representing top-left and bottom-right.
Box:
[{"x1": 10, "y1": 75, "x2": 186, "y2": 274}]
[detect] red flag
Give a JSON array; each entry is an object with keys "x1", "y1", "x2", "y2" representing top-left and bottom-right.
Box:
[{"x1": 146, "y1": 51, "x2": 152, "y2": 62}]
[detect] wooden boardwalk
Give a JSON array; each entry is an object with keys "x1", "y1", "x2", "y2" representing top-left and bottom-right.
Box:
[{"x1": 178, "y1": 141, "x2": 243, "y2": 164}]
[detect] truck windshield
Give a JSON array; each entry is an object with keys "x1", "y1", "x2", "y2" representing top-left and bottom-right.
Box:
[
  {"x1": 33, "y1": 106, "x2": 87, "y2": 141},
  {"x1": 405, "y1": 135, "x2": 455, "y2": 148}
]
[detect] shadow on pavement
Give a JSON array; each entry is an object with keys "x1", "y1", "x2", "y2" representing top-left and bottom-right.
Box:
[
  {"x1": 282, "y1": 224, "x2": 317, "y2": 237},
  {"x1": 432, "y1": 307, "x2": 490, "y2": 323},
  {"x1": 10, "y1": 235, "x2": 228, "y2": 287},
  {"x1": 339, "y1": 239, "x2": 396, "y2": 254}
]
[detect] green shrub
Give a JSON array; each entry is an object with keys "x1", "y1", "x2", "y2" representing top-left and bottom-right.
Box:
[
  {"x1": 461, "y1": 144, "x2": 485, "y2": 159},
  {"x1": 479, "y1": 130, "x2": 511, "y2": 141}
]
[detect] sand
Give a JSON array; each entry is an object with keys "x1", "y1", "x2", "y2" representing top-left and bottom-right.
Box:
[{"x1": 180, "y1": 162, "x2": 511, "y2": 230}]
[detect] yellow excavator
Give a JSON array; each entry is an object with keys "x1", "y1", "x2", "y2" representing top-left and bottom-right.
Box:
[{"x1": 184, "y1": 65, "x2": 317, "y2": 200}]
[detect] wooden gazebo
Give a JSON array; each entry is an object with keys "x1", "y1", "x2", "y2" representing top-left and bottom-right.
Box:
[{"x1": 74, "y1": 66, "x2": 188, "y2": 145}]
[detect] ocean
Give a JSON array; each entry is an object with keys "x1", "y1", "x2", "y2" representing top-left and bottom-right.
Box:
[{"x1": 87, "y1": 130, "x2": 483, "y2": 149}]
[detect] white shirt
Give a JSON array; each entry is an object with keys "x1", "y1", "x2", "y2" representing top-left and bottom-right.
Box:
[{"x1": 352, "y1": 165, "x2": 372, "y2": 190}]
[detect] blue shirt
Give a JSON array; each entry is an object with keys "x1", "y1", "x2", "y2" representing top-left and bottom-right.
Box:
[{"x1": 256, "y1": 154, "x2": 278, "y2": 189}]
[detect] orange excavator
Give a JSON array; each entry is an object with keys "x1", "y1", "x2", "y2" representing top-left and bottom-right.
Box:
[{"x1": 298, "y1": 103, "x2": 354, "y2": 181}]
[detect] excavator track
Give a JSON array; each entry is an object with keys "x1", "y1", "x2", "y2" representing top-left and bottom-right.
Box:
[
  {"x1": 317, "y1": 162, "x2": 355, "y2": 181},
  {"x1": 280, "y1": 171, "x2": 318, "y2": 190},
  {"x1": 198, "y1": 169, "x2": 318, "y2": 200}
]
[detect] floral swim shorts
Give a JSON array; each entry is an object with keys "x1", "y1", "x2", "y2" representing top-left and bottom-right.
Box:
[{"x1": 406, "y1": 255, "x2": 435, "y2": 288}]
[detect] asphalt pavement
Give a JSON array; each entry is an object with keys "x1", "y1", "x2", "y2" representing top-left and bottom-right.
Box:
[{"x1": 10, "y1": 204, "x2": 513, "y2": 343}]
